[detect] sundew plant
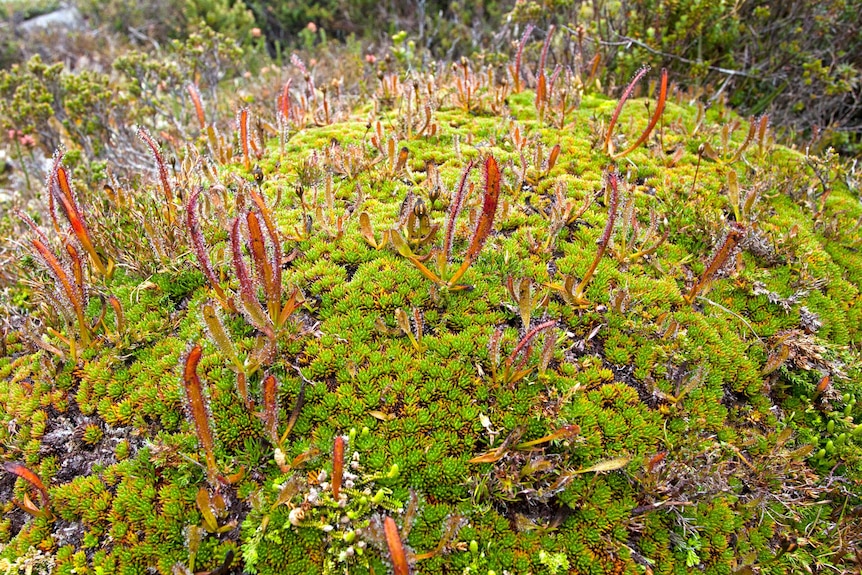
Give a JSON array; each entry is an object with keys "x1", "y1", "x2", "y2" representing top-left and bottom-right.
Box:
[{"x1": 0, "y1": 19, "x2": 861, "y2": 575}]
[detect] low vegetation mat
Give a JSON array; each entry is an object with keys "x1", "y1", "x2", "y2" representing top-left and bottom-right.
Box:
[{"x1": 0, "y1": 39, "x2": 861, "y2": 575}]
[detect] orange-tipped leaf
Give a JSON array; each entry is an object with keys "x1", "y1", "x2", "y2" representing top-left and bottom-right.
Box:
[
  {"x1": 384, "y1": 516, "x2": 410, "y2": 575},
  {"x1": 614, "y1": 68, "x2": 668, "y2": 158},
  {"x1": 182, "y1": 344, "x2": 218, "y2": 482},
  {"x1": 3, "y1": 462, "x2": 49, "y2": 507},
  {"x1": 331, "y1": 435, "x2": 345, "y2": 500}
]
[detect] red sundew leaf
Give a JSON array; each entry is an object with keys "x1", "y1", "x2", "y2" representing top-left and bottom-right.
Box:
[
  {"x1": 138, "y1": 127, "x2": 175, "y2": 222},
  {"x1": 50, "y1": 155, "x2": 107, "y2": 276},
  {"x1": 463, "y1": 155, "x2": 501, "y2": 262},
  {"x1": 614, "y1": 68, "x2": 668, "y2": 158},
  {"x1": 18, "y1": 211, "x2": 89, "y2": 345},
  {"x1": 395, "y1": 146, "x2": 409, "y2": 173},
  {"x1": 536, "y1": 72, "x2": 547, "y2": 106},
  {"x1": 506, "y1": 319, "x2": 557, "y2": 368},
  {"x1": 186, "y1": 187, "x2": 231, "y2": 308},
  {"x1": 444, "y1": 160, "x2": 475, "y2": 262},
  {"x1": 230, "y1": 218, "x2": 274, "y2": 337},
  {"x1": 757, "y1": 114, "x2": 769, "y2": 151},
  {"x1": 512, "y1": 24, "x2": 534, "y2": 93},
  {"x1": 182, "y1": 344, "x2": 218, "y2": 483},
  {"x1": 548, "y1": 64, "x2": 562, "y2": 95},
  {"x1": 64, "y1": 242, "x2": 84, "y2": 302},
  {"x1": 245, "y1": 210, "x2": 276, "y2": 312},
  {"x1": 684, "y1": 222, "x2": 746, "y2": 304},
  {"x1": 29, "y1": 237, "x2": 80, "y2": 312},
  {"x1": 547, "y1": 143, "x2": 561, "y2": 172},
  {"x1": 247, "y1": 188, "x2": 282, "y2": 306},
  {"x1": 187, "y1": 83, "x2": 206, "y2": 129},
  {"x1": 107, "y1": 294, "x2": 124, "y2": 335},
  {"x1": 646, "y1": 451, "x2": 667, "y2": 473},
  {"x1": 604, "y1": 65, "x2": 650, "y2": 155},
  {"x1": 238, "y1": 108, "x2": 251, "y2": 169},
  {"x1": 262, "y1": 373, "x2": 278, "y2": 444},
  {"x1": 229, "y1": 216, "x2": 256, "y2": 302},
  {"x1": 515, "y1": 424, "x2": 580, "y2": 448},
  {"x1": 276, "y1": 288, "x2": 302, "y2": 328},
  {"x1": 447, "y1": 157, "x2": 502, "y2": 286},
  {"x1": 572, "y1": 456, "x2": 631, "y2": 474},
  {"x1": 3, "y1": 462, "x2": 49, "y2": 507},
  {"x1": 572, "y1": 169, "x2": 620, "y2": 301},
  {"x1": 279, "y1": 79, "x2": 293, "y2": 121},
  {"x1": 331, "y1": 435, "x2": 345, "y2": 500},
  {"x1": 538, "y1": 25, "x2": 555, "y2": 75},
  {"x1": 384, "y1": 516, "x2": 410, "y2": 575}
]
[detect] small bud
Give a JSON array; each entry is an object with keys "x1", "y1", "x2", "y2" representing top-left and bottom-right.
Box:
[
  {"x1": 371, "y1": 489, "x2": 386, "y2": 504},
  {"x1": 386, "y1": 463, "x2": 400, "y2": 479}
]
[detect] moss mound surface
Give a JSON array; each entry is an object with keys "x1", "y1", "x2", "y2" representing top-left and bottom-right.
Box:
[{"x1": 1, "y1": 62, "x2": 861, "y2": 575}]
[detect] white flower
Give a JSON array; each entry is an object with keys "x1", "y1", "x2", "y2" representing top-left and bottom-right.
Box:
[{"x1": 288, "y1": 507, "x2": 305, "y2": 526}]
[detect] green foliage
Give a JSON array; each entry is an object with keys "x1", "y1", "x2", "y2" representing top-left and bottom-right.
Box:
[
  {"x1": 582, "y1": 0, "x2": 862, "y2": 152},
  {"x1": 0, "y1": 25, "x2": 861, "y2": 575}
]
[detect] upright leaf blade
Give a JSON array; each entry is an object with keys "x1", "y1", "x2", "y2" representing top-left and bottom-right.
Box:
[
  {"x1": 614, "y1": 68, "x2": 668, "y2": 159},
  {"x1": 384, "y1": 516, "x2": 410, "y2": 575},
  {"x1": 182, "y1": 344, "x2": 218, "y2": 483}
]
